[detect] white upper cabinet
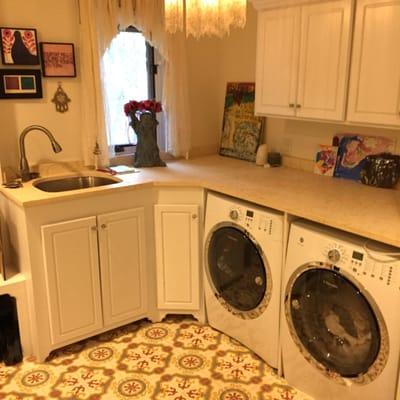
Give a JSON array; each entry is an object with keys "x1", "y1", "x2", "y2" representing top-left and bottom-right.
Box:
[
  {"x1": 255, "y1": 0, "x2": 352, "y2": 121},
  {"x1": 347, "y1": 0, "x2": 400, "y2": 126},
  {"x1": 255, "y1": 7, "x2": 300, "y2": 116},
  {"x1": 296, "y1": 1, "x2": 352, "y2": 120}
]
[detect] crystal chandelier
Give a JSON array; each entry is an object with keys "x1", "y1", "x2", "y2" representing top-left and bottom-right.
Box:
[{"x1": 164, "y1": 0, "x2": 247, "y2": 39}]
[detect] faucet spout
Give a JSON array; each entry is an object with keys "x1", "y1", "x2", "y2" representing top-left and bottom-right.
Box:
[{"x1": 19, "y1": 125, "x2": 62, "y2": 182}]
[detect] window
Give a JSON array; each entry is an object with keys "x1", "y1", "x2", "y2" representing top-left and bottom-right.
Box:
[{"x1": 102, "y1": 28, "x2": 160, "y2": 155}]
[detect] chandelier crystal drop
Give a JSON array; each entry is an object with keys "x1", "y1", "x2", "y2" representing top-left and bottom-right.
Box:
[{"x1": 164, "y1": 0, "x2": 247, "y2": 39}]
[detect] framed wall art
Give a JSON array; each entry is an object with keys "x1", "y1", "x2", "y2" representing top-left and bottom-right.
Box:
[
  {"x1": 0, "y1": 27, "x2": 39, "y2": 65},
  {"x1": 219, "y1": 82, "x2": 264, "y2": 162},
  {"x1": 0, "y1": 69, "x2": 43, "y2": 99},
  {"x1": 40, "y1": 42, "x2": 76, "y2": 77}
]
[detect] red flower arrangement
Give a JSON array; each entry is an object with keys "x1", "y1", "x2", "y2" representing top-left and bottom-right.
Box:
[{"x1": 124, "y1": 99, "x2": 162, "y2": 116}]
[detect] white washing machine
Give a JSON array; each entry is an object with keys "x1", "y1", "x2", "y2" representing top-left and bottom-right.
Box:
[
  {"x1": 282, "y1": 220, "x2": 400, "y2": 400},
  {"x1": 204, "y1": 192, "x2": 283, "y2": 368}
]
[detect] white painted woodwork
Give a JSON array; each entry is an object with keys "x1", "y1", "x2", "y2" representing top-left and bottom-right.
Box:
[
  {"x1": 154, "y1": 204, "x2": 200, "y2": 310},
  {"x1": 296, "y1": 0, "x2": 351, "y2": 120},
  {"x1": 256, "y1": 0, "x2": 351, "y2": 121},
  {"x1": 347, "y1": 0, "x2": 400, "y2": 126},
  {"x1": 41, "y1": 217, "x2": 102, "y2": 345},
  {"x1": 255, "y1": 7, "x2": 300, "y2": 116},
  {"x1": 98, "y1": 208, "x2": 147, "y2": 327}
]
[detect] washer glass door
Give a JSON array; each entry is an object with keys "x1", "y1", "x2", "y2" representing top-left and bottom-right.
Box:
[
  {"x1": 287, "y1": 267, "x2": 383, "y2": 380},
  {"x1": 207, "y1": 226, "x2": 267, "y2": 313}
]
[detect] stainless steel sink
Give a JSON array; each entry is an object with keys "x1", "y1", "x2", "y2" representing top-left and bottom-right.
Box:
[{"x1": 33, "y1": 175, "x2": 121, "y2": 192}]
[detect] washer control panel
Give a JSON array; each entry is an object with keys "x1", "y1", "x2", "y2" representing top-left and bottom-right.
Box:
[{"x1": 228, "y1": 207, "x2": 274, "y2": 236}]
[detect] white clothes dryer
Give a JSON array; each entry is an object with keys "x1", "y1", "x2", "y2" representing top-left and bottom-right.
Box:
[
  {"x1": 204, "y1": 192, "x2": 283, "y2": 368},
  {"x1": 282, "y1": 220, "x2": 400, "y2": 400}
]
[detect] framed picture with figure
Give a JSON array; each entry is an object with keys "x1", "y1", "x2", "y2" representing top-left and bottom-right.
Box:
[
  {"x1": 0, "y1": 27, "x2": 39, "y2": 65},
  {"x1": 40, "y1": 42, "x2": 76, "y2": 77}
]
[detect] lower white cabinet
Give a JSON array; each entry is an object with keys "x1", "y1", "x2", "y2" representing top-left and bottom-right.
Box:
[
  {"x1": 98, "y1": 208, "x2": 147, "y2": 327},
  {"x1": 154, "y1": 204, "x2": 200, "y2": 311},
  {"x1": 41, "y1": 208, "x2": 147, "y2": 346}
]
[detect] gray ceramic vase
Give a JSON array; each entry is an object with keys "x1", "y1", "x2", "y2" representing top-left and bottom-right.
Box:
[{"x1": 130, "y1": 112, "x2": 166, "y2": 168}]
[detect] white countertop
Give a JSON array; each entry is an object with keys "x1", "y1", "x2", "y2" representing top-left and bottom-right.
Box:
[{"x1": 1, "y1": 155, "x2": 399, "y2": 247}]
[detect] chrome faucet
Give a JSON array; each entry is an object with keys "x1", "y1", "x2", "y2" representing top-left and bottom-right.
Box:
[{"x1": 19, "y1": 125, "x2": 62, "y2": 182}]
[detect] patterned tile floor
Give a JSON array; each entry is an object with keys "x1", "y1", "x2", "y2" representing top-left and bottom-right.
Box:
[{"x1": 0, "y1": 318, "x2": 313, "y2": 399}]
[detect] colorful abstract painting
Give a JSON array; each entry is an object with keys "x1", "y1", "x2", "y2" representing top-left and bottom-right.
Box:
[
  {"x1": 219, "y1": 82, "x2": 263, "y2": 162},
  {"x1": 0, "y1": 27, "x2": 39, "y2": 65},
  {"x1": 334, "y1": 134, "x2": 396, "y2": 181},
  {"x1": 314, "y1": 145, "x2": 338, "y2": 176}
]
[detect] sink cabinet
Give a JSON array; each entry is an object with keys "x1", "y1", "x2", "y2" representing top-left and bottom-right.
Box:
[
  {"x1": 41, "y1": 208, "x2": 148, "y2": 346},
  {"x1": 255, "y1": 0, "x2": 352, "y2": 121}
]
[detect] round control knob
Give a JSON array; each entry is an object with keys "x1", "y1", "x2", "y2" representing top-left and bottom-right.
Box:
[
  {"x1": 328, "y1": 249, "x2": 341, "y2": 263},
  {"x1": 229, "y1": 209, "x2": 239, "y2": 221}
]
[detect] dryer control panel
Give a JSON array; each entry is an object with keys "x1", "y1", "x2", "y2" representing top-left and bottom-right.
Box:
[{"x1": 323, "y1": 241, "x2": 399, "y2": 289}]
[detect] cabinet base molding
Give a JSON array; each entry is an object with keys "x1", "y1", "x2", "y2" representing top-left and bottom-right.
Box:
[{"x1": 150, "y1": 310, "x2": 206, "y2": 325}]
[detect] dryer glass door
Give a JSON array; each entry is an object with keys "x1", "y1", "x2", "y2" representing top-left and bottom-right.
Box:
[
  {"x1": 207, "y1": 227, "x2": 266, "y2": 312},
  {"x1": 288, "y1": 268, "x2": 381, "y2": 378}
]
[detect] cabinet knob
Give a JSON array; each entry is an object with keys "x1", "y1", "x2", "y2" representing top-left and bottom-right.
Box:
[
  {"x1": 296, "y1": 104, "x2": 302, "y2": 108},
  {"x1": 289, "y1": 103, "x2": 295, "y2": 108},
  {"x1": 91, "y1": 226, "x2": 97, "y2": 231},
  {"x1": 101, "y1": 224, "x2": 107, "y2": 229},
  {"x1": 192, "y1": 214, "x2": 197, "y2": 220}
]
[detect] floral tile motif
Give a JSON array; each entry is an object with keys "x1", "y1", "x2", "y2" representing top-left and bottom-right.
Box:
[
  {"x1": 0, "y1": 318, "x2": 313, "y2": 400},
  {"x1": 50, "y1": 366, "x2": 113, "y2": 399},
  {"x1": 16, "y1": 368, "x2": 56, "y2": 394},
  {"x1": 112, "y1": 374, "x2": 153, "y2": 399},
  {"x1": 83, "y1": 345, "x2": 118, "y2": 364},
  {"x1": 0, "y1": 364, "x2": 18, "y2": 388},
  {"x1": 213, "y1": 384, "x2": 256, "y2": 400},
  {"x1": 211, "y1": 350, "x2": 264, "y2": 383},
  {"x1": 258, "y1": 384, "x2": 301, "y2": 400},
  {"x1": 173, "y1": 351, "x2": 209, "y2": 374},
  {"x1": 154, "y1": 374, "x2": 211, "y2": 400},
  {"x1": 138, "y1": 324, "x2": 174, "y2": 343},
  {"x1": 174, "y1": 322, "x2": 221, "y2": 350},
  {"x1": 118, "y1": 343, "x2": 172, "y2": 374}
]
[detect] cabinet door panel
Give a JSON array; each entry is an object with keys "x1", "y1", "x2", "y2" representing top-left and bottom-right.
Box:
[
  {"x1": 347, "y1": 0, "x2": 400, "y2": 126},
  {"x1": 154, "y1": 205, "x2": 200, "y2": 310},
  {"x1": 42, "y1": 217, "x2": 102, "y2": 345},
  {"x1": 98, "y1": 208, "x2": 147, "y2": 327},
  {"x1": 296, "y1": 0, "x2": 351, "y2": 120},
  {"x1": 255, "y1": 7, "x2": 300, "y2": 116}
]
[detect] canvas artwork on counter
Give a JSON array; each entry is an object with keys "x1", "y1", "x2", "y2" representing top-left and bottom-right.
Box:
[
  {"x1": 0, "y1": 27, "x2": 39, "y2": 65},
  {"x1": 334, "y1": 134, "x2": 396, "y2": 181},
  {"x1": 219, "y1": 82, "x2": 263, "y2": 162}
]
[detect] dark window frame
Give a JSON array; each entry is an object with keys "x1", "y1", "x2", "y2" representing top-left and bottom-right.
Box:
[{"x1": 114, "y1": 26, "x2": 157, "y2": 154}]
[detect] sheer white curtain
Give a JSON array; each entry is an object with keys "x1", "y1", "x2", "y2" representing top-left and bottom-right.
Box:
[{"x1": 78, "y1": 0, "x2": 191, "y2": 166}]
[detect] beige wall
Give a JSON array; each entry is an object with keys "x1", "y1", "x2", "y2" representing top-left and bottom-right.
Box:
[
  {"x1": 1, "y1": 0, "x2": 399, "y2": 174},
  {"x1": 187, "y1": 4, "x2": 258, "y2": 156},
  {"x1": 0, "y1": 0, "x2": 82, "y2": 173}
]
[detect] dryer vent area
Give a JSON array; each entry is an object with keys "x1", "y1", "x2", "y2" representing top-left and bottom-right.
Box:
[{"x1": 0, "y1": 294, "x2": 23, "y2": 366}]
